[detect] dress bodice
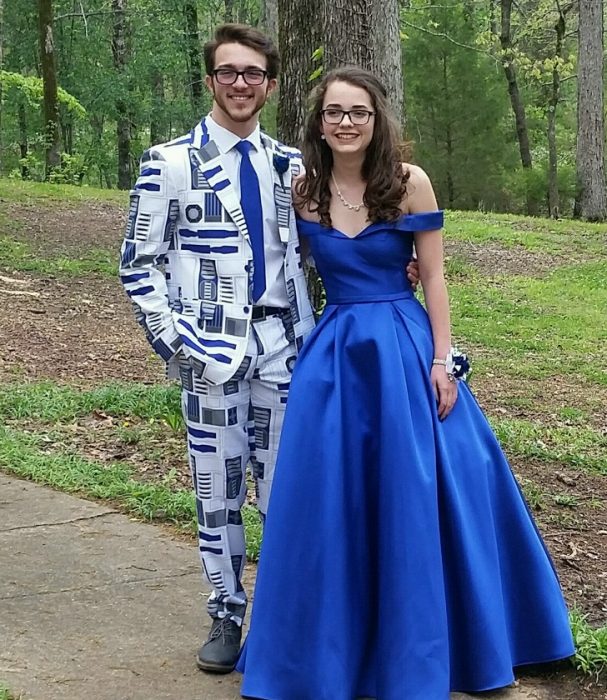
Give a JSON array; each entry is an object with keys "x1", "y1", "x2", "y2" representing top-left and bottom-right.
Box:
[{"x1": 297, "y1": 211, "x2": 444, "y2": 305}]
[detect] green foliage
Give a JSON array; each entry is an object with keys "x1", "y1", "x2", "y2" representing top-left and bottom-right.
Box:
[
  {"x1": 0, "y1": 71, "x2": 86, "y2": 117},
  {"x1": 0, "y1": 0, "x2": 590, "y2": 210},
  {"x1": 403, "y1": 3, "x2": 519, "y2": 212},
  {"x1": 48, "y1": 153, "x2": 90, "y2": 185},
  {"x1": 400, "y1": 0, "x2": 585, "y2": 215},
  {"x1": 570, "y1": 610, "x2": 607, "y2": 678}
]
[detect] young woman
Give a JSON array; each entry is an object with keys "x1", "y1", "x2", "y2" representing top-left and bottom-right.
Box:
[{"x1": 237, "y1": 67, "x2": 574, "y2": 700}]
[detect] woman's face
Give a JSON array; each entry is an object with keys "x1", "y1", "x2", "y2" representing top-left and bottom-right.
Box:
[{"x1": 320, "y1": 80, "x2": 375, "y2": 157}]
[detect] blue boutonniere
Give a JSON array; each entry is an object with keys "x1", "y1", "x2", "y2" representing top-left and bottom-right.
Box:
[
  {"x1": 273, "y1": 153, "x2": 290, "y2": 175},
  {"x1": 273, "y1": 152, "x2": 290, "y2": 188}
]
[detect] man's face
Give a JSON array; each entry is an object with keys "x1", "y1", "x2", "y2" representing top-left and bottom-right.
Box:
[{"x1": 206, "y1": 42, "x2": 276, "y2": 130}]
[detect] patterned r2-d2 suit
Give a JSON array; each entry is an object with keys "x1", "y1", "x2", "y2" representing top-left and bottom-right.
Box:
[{"x1": 119, "y1": 117, "x2": 315, "y2": 623}]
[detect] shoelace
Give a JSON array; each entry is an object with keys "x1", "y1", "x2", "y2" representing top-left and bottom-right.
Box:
[{"x1": 209, "y1": 617, "x2": 239, "y2": 643}]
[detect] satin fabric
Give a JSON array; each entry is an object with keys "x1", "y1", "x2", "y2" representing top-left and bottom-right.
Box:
[{"x1": 237, "y1": 212, "x2": 574, "y2": 700}]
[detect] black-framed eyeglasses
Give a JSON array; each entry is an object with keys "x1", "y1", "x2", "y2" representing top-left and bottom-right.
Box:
[
  {"x1": 320, "y1": 109, "x2": 376, "y2": 125},
  {"x1": 212, "y1": 68, "x2": 268, "y2": 86}
]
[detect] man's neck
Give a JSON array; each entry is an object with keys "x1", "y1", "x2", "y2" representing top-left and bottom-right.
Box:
[{"x1": 209, "y1": 105, "x2": 260, "y2": 139}]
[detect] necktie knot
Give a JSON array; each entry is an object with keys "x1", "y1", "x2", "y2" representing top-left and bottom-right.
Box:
[{"x1": 235, "y1": 140, "x2": 254, "y2": 156}]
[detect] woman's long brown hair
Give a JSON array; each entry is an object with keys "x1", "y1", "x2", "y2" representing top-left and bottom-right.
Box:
[{"x1": 295, "y1": 67, "x2": 410, "y2": 227}]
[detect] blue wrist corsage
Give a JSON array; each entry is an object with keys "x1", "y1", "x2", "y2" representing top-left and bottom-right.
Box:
[
  {"x1": 446, "y1": 347, "x2": 471, "y2": 381},
  {"x1": 434, "y1": 347, "x2": 472, "y2": 382}
]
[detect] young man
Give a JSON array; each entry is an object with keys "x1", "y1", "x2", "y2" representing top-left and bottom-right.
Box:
[
  {"x1": 120, "y1": 23, "x2": 419, "y2": 674},
  {"x1": 120, "y1": 23, "x2": 314, "y2": 673}
]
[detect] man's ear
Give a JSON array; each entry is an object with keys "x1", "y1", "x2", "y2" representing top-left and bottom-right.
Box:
[
  {"x1": 205, "y1": 74, "x2": 214, "y2": 93},
  {"x1": 267, "y1": 78, "x2": 278, "y2": 97}
]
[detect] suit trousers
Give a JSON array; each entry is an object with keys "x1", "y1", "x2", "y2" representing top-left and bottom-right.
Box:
[{"x1": 179, "y1": 312, "x2": 296, "y2": 624}]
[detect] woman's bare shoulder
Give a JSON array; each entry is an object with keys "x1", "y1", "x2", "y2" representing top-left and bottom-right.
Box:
[
  {"x1": 401, "y1": 163, "x2": 438, "y2": 214},
  {"x1": 402, "y1": 162, "x2": 432, "y2": 187}
]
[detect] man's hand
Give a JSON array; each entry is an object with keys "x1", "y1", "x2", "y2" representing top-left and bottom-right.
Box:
[{"x1": 406, "y1": 257, "x2": 420, "y2": 292}]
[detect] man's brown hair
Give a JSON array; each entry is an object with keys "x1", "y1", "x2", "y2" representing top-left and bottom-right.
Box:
[{"x1": 203, "y1": 24, "x2": 280, "y2": 79}]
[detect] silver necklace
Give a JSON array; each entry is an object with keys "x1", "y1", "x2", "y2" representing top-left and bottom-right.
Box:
[{"x1": 331, "y1": 172, "x2": 364, "y2": 212}]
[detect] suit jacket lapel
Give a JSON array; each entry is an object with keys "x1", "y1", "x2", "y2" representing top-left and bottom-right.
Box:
[
  {"x1": 262, "y1": 136, "x2": 293, "y2": 245},
  {"x1": 189, "y1": 128, "x2": 251, "y2": 247}
]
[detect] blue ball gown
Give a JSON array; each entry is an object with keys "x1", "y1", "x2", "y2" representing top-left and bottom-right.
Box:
[{"x1": 237, "y1": 211, "x2": 574, "y2": 700}]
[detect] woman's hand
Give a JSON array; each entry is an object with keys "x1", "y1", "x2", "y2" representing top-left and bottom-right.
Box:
[{"x1": 431, "y1": 365, "x2": 458, "y2": 420}]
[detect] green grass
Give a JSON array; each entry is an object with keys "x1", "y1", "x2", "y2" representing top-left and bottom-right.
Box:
[
  {"x1": 451, "y1": 260, "x2": 607, "y2": 384},
  {"x1": 446, "y1": 210, "x2": 607, "y2": 257},
  {"x1": 519, "y1": 478, "x2": 546, "y2": 510},
  {"x1": 570, "y1": 609, "x2": 607, "y2": 678},
  {"x1": 0, "y1": 178, "x2": 127, "y2": 205},
  {"x1": 0, "y1": 684, "x2": 15, "y2": 700},
  {"x1": 0, "y1": 382, "x2": 181, "y2": 422},
  {"x1": 491, "y1": 417, "x2": 607, "y2": 475},
  {"x1": 0, "y1": 235, "x2": 116, "y2": 277}
]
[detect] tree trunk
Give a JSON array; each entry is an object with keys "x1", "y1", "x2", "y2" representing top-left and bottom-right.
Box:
[
  {"x1": 37, "y1": 0, "x2": 62, "y2": 177},
  {"x1": 62, "y1": 118, "x2": 73, "y2": 154},
  {"x1": 574, "y1": 0, "x2": 606, "y2": 220},
  {"x1": 184, "y1": 0, "x2": 203, "y2": 116},
  {"x1": 546, "y1": 10, "x2": 565, "y2": 220},
  {"x1": 111, "y1": 0, "x2": 131, "y2": 189},
  {"x1": 224, "y1": 0, "x2": 234, "y2": 22},
  {"x1": 277, "y1": 0, "x2": 322, "y2": 146},
  {"x1": 18, "y1": 99, "x2": 29, "y2": 179},
  {"x1": 0, "y1": 0, "x2": 4, "y2": 174},
  {"x1": 260, "y1": 0, "x2": 279, "y2": 46},
  {"x1": 499, "y1": 0, "x2": 536, "y2": 215},
  {"x1": 442, "y1": 52, "x2": 455, "y2": 207},
  {"x1": 323, "y1": 0, "x2": 403, "y2": 119}
]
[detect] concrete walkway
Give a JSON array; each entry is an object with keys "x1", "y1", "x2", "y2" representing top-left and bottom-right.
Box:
[{"x1": 0, "y1": 474, "x2": 552, "y2": 700}]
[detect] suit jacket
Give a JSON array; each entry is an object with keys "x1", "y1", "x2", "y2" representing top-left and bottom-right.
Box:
[{"x1": 119, "y1": 117, "x2": 315, "y2": 386}]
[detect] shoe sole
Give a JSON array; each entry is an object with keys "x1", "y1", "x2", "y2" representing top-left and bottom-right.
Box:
[{"x1": 196, "y1": 656, "x2": 236, "y2": 674}]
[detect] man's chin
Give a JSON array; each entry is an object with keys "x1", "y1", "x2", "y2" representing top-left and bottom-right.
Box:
[{"x1": 226, "y1": 107, "x2": 259, "y2": 123}]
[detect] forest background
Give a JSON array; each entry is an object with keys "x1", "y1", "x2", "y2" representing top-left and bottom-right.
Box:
[{"x1": 0, "y1": 0, "x2": 606, "y2": 221}]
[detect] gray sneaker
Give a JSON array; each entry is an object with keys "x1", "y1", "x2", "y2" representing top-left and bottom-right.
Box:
[{"x1": 196, "y1": 617, "x2": 242, "y2": 674}]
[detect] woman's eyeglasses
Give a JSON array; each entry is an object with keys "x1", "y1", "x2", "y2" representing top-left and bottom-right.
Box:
[{"x1": 320, "y1": 109, "x2": 376, "y2": 125}]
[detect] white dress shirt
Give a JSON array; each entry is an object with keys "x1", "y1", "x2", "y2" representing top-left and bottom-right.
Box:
[{"x1": 205, "y1": 115, "x2": 289, "y2": 308}]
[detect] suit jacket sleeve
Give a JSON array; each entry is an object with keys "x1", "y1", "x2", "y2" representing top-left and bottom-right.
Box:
[{"x1": 118, "y1": 148, "x2": 183, "y2": 362}]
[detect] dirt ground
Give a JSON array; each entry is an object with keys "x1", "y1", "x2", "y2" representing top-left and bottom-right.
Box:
[{"x1": 1, "y1": 198, "x2": 606, "y2": 697}]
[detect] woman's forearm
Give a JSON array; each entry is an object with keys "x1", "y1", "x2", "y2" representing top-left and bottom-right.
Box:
[{"x1": 421, "y1": 274, "x2": 452, "y2": 360}]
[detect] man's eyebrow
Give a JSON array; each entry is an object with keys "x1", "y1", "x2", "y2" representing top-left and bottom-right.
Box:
[{"x1": 215, "y1": 63, "x2": 266, "y2": 70}]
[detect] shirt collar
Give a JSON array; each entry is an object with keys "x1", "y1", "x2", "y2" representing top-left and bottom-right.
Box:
[{"x1": 205, "y1": 114, "x2": 262, "y2": 154}]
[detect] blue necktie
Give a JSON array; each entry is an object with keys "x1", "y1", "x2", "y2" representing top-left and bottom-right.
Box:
[{"x1": 235, "y1": 140, "x2": 266, "y2": 302}]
